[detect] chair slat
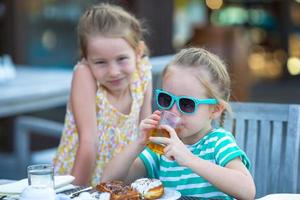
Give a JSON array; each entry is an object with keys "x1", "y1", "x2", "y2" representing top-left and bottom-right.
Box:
[
  {"x1": 255, "y1": 120, "x2": 271, "y2": 196},
  {"x1": 223, "y1": 118, "x2": 233, "y2": 133},
  {"x1": 235, "y1": 119, "x2": 246, "y2": 150},
  {"x1": 246, "y1": 119, "x2": 258, "y2": 177},
  {"x1": 269, "y1": 121, "x2": 283, "y2": 193},
  {"x1": 281, "y1": 105, "x2": 300, "y2": 192}
]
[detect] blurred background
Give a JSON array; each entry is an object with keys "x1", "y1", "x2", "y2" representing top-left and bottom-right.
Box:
[{"x1": 1, "y1": 0, "x2": 300, "y2": 179}]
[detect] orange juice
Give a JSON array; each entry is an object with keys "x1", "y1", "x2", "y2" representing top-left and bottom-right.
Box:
[
  {"x1": 147, "y1": 128, "x2": 170, "y2": 155},
  {"x1": 147, "y1": 111, "x2": 181, "y2": 155}
]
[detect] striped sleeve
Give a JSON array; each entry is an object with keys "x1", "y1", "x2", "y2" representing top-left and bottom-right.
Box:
[
  {"x1": 214, "y1": 131, "x2": 251, "y2": 170},
  {"x1": 139, "y1": 147, "x2": 160, "y2": 179}
]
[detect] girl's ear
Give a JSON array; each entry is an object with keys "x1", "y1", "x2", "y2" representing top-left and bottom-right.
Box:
[{"x1": 211, "y1": 102, "x2": 225, "y2": 119}]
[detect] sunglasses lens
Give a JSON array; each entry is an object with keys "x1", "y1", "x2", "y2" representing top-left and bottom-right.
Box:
[
  {"x1": 179, "y1": 98, "x2": 195, "y2": 113},
  {"x1": 158, "y1": 92, "x2": 172, "y2": 108}
]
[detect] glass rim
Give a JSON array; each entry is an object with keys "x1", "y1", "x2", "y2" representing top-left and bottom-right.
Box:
[{"x1": 27, "y1": 164, "x2": 54, "y2": 170}]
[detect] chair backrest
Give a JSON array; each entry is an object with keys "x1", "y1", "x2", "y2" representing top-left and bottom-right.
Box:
[{"x1": 223, "y1": 102, "x2": 300, "y2": 198}]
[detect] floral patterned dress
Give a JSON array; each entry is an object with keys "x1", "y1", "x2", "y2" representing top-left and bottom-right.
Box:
[{"x1": 53, "y1": 57, "x2": 152, "y2": 186}]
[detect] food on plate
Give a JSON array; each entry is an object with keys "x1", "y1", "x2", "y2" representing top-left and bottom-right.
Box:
[
  {"x1": 96, "y1": 180, "x2": 140, "y2": 200},
  {"x1": 96, "y1": 178, "x2": 164, "y2": 200},
  {"x1": 131, "y1": 178, "x2": 164, "y2": 200}
]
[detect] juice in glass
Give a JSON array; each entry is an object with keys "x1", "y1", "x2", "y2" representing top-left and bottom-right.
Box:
[{"x1": 147, "y1": 111, "x2": 181, "y2": 155}]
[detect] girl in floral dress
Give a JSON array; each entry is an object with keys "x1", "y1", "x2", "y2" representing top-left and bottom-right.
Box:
[{"x1": 53, "y1": 3, "x2": 152, "y2": 186}]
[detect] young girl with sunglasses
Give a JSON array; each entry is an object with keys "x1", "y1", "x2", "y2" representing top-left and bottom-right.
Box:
[
  {"x1": 53, "y1": 3, "x2": 152, "y2": 186},
  {"x1": 102, "y1": 47, "x2": 256, "y2": 199}
]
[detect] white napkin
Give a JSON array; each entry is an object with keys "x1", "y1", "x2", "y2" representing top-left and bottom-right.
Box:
[{"x1": 0, "y1": 175, "x2": 75, "y2": 195}]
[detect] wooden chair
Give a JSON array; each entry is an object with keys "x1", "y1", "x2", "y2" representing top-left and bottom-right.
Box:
[{"x1": 223, "y1": 102, "x2": 300, "y2": 198}]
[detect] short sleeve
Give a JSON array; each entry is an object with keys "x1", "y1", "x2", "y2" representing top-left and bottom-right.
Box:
[
  {"x1": 139, "y1": 147, "x2": 160, "y2": 179},
  {"x1": 214, "y1": 132, "x2": 251, "y2": 170}
]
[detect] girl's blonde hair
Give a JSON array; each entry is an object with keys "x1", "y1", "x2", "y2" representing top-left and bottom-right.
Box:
[
  {"x1": 77, "y1": 3, "x2": 148, "y2": 58},
  {"x1": 163, "y1": 47, "x2": 231, "y2": 126}
]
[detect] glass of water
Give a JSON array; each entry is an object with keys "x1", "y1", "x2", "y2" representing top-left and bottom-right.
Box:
[{"x1": 27, "y1": 164, "x2": 54, "y2": 189}]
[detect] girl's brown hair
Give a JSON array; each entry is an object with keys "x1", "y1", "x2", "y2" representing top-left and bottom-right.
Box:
[
  {"x1": 77, "y1": 3, "x2": 148, "y2": 58},
  {"x1": 163, "y1": 47, "x2": 232, "y2": 127}
]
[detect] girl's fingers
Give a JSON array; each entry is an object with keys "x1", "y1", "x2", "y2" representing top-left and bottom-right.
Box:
[
  {"x1": 164, "y1": 145, "x2": 171, "y2": 153},
  {"x1": 151, "y1": 110, "x2": 161, "y2": 119},
  {"x1": 164, "y1": 150, "x2": 175, "y2": 161},
  {"x1": 153, "y1": 110, "x2": 161, "y2": 115},
  {"x1": 149, "y1": 136, "x2": 170, "y2": 145},
  {"x1": 142, "y1": 119, "x2": 155, "y2": 125},
  {"x1": 142, "y1": 124, "x2": 156, "y2": 129},
  {"x1": 143, "y1": 113, "x2": 160, "y2": 123}
]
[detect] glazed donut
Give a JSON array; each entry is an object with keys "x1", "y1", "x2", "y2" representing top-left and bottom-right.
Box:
[{"x1": 131, "y1": 178, "x2": 164, "y2": 200}]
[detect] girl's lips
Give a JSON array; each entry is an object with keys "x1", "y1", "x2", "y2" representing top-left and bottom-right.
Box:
[{"x1": 108, "y1": 78, "x2": 124, "y2": 85}]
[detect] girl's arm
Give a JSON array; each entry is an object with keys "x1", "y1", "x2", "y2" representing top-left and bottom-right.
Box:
[
  {"x1": 139, "y1": 80, "x2": 153, "y2": 122},
  {"x1": 69, "y1": 63, "x2": 98, "y2": 186},
  {"x1": 187, "y1": 156, "x2": 255, "y2": 200},
  {"x1": 102, "y1": 110, "x2": 161, "y2": 184},
  {"x1": 101, "y1": 141, "x2": 147, "y2": 184}
]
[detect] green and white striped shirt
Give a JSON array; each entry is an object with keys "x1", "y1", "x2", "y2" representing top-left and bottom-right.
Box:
[{"x1": 139, "y1": 128, "x2": 250, "y2": 199}]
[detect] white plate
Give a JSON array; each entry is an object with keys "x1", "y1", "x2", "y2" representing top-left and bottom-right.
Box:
[
  {"x1": 256, "y1": 193, "x2": 300, "y2": 200},
  {"x1": 158, "y1": 188, "x2": 181, "y2": 200}
]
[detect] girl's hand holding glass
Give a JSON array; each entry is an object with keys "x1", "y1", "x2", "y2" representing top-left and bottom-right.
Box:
[
  {"x1": 149, "y1": 124, "x2": 194, "y2": 166},
  {"x1": 138, "y1": 110, "x2": 161, "y2": 145}
]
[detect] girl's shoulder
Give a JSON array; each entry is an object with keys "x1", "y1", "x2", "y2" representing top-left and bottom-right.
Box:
[
  {"x1": 136, "y1": 56, "x2": 152, "y2": 72},
  {"x1": 73, "y1": 62, "x2": 93, "y2": 78},
  {"x1": 72, "y1": 62, "x2": 97, "y2": 91},
  {"x1": 202, "y1": 128, "x2": 236, "y2": 145},
  {"x1": 207, "y1": 127, "x2": 234, "y2": 137},
  {"x1": 70, "y1": 62, "x2": 97, "y2": 111}
]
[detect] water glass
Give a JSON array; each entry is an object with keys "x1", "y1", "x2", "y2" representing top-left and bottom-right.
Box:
[{"x1": 27, "y1": 164, "x2": 54, "y2": 189}]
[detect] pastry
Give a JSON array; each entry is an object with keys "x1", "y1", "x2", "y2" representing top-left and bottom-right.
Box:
[
  {"x1": 131, "y1": 178, "x2": 164, "y2": 200},
  {"x1": 96, "y1": 180, "x2": 140, "y2": 200}
]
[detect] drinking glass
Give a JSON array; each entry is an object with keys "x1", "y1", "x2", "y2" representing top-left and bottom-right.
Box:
[
  {"x1": 147, "y1": 111, "x2": 181, "y2": 154},
  {"x1": 27, "y1": 164, "x2": 54, "y2": 189}
]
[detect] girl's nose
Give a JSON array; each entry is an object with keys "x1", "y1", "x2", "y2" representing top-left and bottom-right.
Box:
[
  {"x1": 108, "y1": 63, "x2": 120, "y2": 76},
  {"x1": 169, "y1": 102, "x2": 181, "y2": 116}
]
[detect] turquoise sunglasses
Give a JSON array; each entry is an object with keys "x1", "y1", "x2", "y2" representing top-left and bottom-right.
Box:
[{"x1": 155, "y1": 89, "x2": 218, "y2": 115}]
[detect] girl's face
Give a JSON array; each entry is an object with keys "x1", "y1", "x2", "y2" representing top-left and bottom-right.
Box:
[
  {"x1": 86, "y1": 35, "x2": 138, "y2": 93},
  {"x1": 162, "y1": 66, "x2": 215, "y2": 145}
]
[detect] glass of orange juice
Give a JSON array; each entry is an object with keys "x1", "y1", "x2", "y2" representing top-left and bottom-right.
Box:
[{"x1": 147, "y1": 111, "x2": 181, "y2": 154}]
